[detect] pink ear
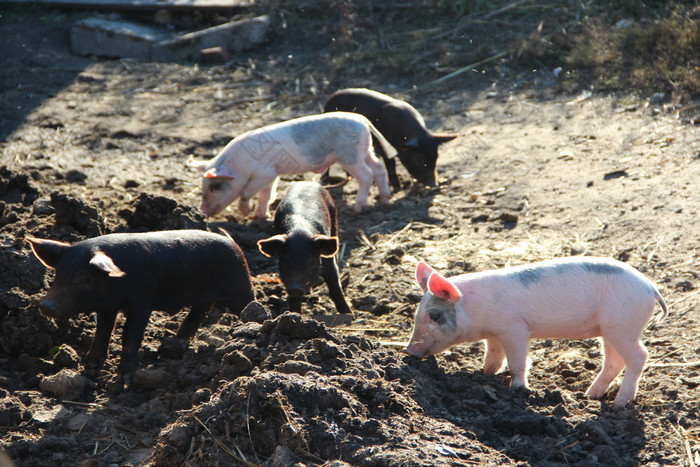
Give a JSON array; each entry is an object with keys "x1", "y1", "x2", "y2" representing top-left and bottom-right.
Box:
[
  {"x1": 415, "y1": 261, "x2": 436, "y2": 291},
  {"x1": 428, "y1": 272, "x2": 462, "y2": 303},
  {"x1": 432, "y1": 133, "x2": 459, "y2": 144},
  {"x1": 204, "y1": 166, "x2": 236, "y2": 180},
  {"x1": 188, "y1": 157, "x2": 209, "y2": 172}
]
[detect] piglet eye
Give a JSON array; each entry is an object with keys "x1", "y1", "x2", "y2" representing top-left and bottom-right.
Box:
[
  {"x1": 428, "y1": 309, "x2": 445, "y2": 324},
  {"x1": 209, "y1": 183, "x2": 222, "y2": 192}
]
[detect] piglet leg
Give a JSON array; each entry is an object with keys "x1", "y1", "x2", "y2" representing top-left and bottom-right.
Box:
[
  {"x1": 240, "y1": 176, "x2": 278, "y2": 219},
  {"x1": 119, "y1": 307, "x2": 152, "y2": 385},
  {"x1": 321, "y1": 257, "x2": 352, "y2": 314},
  {"x1": 382, "y1": 155, "x2": 402, "y2": 192},
  {"x1": 239, "y1": 198, "x2": 252, "y2": 217},
  {"x1": 177, "y1": 303, "x2": 213, "y2": 340},
  {"x1": 344, "y1": 165, "x2": 373, "y2": 213},
  {"x1": 501, "y1": 333, "x2": 531, "y2": 388},
  {"x1": 85, "y1": 309, "x2": 118, "y2": 363},
  {"x1": 610, "y1": 339, "x2": 648, "y2": 408},
  {"x1": 367, "y1": 154, "x2": 391, "y2": 205},
  {"x1": 253, "y1": 180, "x2": 278, "y2": 219},
  {"x1": 586, "y1": 339, "x2": 625, "y2": 401},
  {"x1": 483, "y1": 337, "x2": 506, "y2": 375}
]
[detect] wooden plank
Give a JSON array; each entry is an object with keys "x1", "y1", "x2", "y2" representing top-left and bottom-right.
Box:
[{"x1": 0, "y1": 0, "x2": 253, "y2": 11}]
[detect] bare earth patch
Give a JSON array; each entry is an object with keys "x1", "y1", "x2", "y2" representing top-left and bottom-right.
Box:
[{"x1": 1, "y1": 5, "x2": 699, "y2": 466}]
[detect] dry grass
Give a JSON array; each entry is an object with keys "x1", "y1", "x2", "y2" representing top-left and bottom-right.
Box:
[{"x1": 270, "y1": 0, "x2": 699, "y2": 100}]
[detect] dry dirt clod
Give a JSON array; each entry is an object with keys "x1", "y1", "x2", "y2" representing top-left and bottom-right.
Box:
[{"x1": 39, "y1": 369, "x2": 92, "y2": 400}]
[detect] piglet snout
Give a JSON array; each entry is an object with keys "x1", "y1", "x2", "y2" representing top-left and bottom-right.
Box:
[
  {"x1": 403, "y1": 345, "x2": 425, "y2": 359},
  {"x1": 421, "y1": 177, "x2": 437, "y2": 188}
]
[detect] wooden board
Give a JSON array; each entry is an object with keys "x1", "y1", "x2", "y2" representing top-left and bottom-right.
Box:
[{"x1": 0, "y1": 0, "x2": 253, "y2": 11}]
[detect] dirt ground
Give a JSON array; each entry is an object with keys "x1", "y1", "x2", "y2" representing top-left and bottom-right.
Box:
[{"x1": 1, "y1": 4, "x2": 699, "y2": 466}]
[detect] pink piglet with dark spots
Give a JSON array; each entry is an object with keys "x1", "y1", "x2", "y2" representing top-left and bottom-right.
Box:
[{"x1": 405, "y1": 256, "x2": 668, "y2": 408}]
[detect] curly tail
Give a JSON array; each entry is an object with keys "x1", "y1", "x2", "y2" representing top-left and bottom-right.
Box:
[{"x1": 652, "y1": 290, "x2": 668, "y2": 325}]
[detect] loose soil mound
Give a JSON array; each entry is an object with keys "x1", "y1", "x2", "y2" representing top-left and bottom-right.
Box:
[{"x1": 1, "y1": 3, "x2": 699, "y2": 466}]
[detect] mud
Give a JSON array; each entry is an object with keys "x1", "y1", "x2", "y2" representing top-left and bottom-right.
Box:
[{"x1": 1, "y1": 5, "x2": 700, "y2": 467}]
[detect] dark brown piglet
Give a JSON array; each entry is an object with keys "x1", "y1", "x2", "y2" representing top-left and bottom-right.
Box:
[
  {"x1": 26, "y1": 229, "x2": 255, "y2": 384},
  {"x1": 324, "y1": 88, "x2": 457, "y2": 189},
  {"x1": 257, "y1": 181, "x2": 352, "y2": 315}
]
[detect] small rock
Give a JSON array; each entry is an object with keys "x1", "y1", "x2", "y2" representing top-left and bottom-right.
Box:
[
  {"x1": 311, "y1": 314, "x2": 353, "y2": 327},
  {"x1": 240, "y1": 301, "x2": 272, "y2": 323},
  {"x1": 40, "y1": 369, "x2": 91, "y2": 400},
  {"x1": 123, "y1": 449, "x2": 153, "y2": 466},
  {"x1": 603, "y1": 170, "x2": 628, "y2": 180},
  {"x1": 615, "y1": 18, "x2": 634, "y2": 28},
  {"x1": 648, "y1": 92, "x2": 670, "y2": 107},
  {"x1": 53, "y1": 345, "x2": 81, "y2": 369},
  {"x1": 31, "y1": 403, "x2": 71, "y2": 424},
  {"x1": 279, "y1": 360, "x2": 322, "y2": 375},
  {"x1": 192, "y1": 388, "x2": 211, "y2": 405},
  {"x1": 383, "y1": 247, "x2": 404, "y2": 265},
  {"x1": 675, "y1": 280, "x2": 694, "y2": 291},
  {"x1": 131, "y1": 367, "x2": 170, "y2": 390},
  {"x1": 499, "y1": 212, "x2": 518, "y2": 226},
  {"x1": 471, "y1": 213, "x2": 490, "y2": 223},
  {"x1": 158, "y1": 336, "x2": 189, "y2": 360},
  {"x1": 32, "y1": 198, "x2": 54, "y2": 216},
  {"x1": 200, "y1": 334, "x2": 225, "y2": 347},
  {"x1": 264, "y1": 446, "x2": 303, "y2": 467},
  {"x1": 558, "y1": 149, "x2": 574, "y2": 159},
  {"x1": 580, "y1": 419, "x2": 612, "y2": 444},
  {"x1": 67, "y1": 412, "x2": 90, "y2": 431},
  {"x1": 351, "y1": 295, "x2": 376, "y2": 311},
  {"x1": 65, "y1": 170, "x2": 87, "y2": 184},
  {"x1": 160, "y1": 422, "x2": 193, "y2": 452},
  {"x1": 0, "y1": 396, "x2": 31, "y2": 425},
  {"x1": 223, "y1": 350, "x2": 252, "y2": 373}
]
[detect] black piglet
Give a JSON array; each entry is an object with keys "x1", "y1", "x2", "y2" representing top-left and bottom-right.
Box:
[{"x1": 257, "y1": 181, "x2": 352, "y2": 315}]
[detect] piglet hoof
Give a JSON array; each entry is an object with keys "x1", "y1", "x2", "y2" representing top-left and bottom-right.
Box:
[
  {"x1": 119, "y1": 361, "x2": 138, "y2": 387},
  {"x1": 612, "y1": 394, "x2": 632, "y2": 409},
  {"x1": 121, "y1": 372, "x2": 134, "y2": 387},
  {"x1": 584, "y1": 387, "x2": 605, "y2": 400},
  {"x1": 509, "y1": 379, "x2": 530, "y2": 391}
]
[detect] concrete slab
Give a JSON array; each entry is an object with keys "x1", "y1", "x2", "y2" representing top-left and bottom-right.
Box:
[
  {"x1": 70, "y1": 15, "x2": 271, "y2": 61},
  {"x1": 71, "y1": 18, "x2": 169, "y2": 59},
  {"x1": 153, "y1": 15, "x2": 271, "y2": 61},
  {"x1": 2, "y1": 0, "x2": 253, "y2": 11}
]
